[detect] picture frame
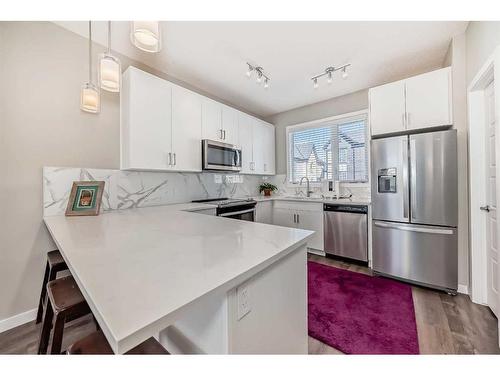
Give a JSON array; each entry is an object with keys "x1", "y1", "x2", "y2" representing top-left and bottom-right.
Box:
[{"x1": 65, "y1": 181, "x2": 105, "y2": 216}]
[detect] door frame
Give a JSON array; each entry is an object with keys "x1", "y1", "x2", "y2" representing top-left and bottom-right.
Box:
[{"x1": 468, "y1": 45, "x2": 500, "y2": 306}]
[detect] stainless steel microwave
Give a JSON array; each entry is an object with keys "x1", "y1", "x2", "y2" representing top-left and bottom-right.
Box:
[{"x1": 202, "y1": 139, "x2": 242, "y2": 172}]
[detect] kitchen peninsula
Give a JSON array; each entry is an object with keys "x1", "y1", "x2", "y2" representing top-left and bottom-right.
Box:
[{"x1": 43, "y1": 205, "x2": 312, "y2": 354}]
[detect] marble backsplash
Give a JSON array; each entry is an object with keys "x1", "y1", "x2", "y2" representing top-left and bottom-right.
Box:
[
  {"x1": 43, "y1": 167, "x2": 268, "y2": 216},
  {"x1": 43, "y1": 167, "x2": 370, "y2": 216}
]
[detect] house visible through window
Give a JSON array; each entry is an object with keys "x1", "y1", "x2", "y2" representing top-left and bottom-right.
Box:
[{"x1": 287, "y1": 114, "x2": 368, "y2": 183}]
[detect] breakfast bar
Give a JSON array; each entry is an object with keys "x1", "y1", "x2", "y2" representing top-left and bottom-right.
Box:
[{"x1": 43, "y1": 205, "x2": 313, "y2": 354}]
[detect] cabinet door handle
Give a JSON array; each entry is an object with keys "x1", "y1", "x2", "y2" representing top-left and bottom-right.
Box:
[
  {"x1": 168, "y1": 152, "x2": 172, "y2": 166},
  {"x1": 293, "y1": 214, "x2": 296, "y2": 223},
  {"x1": 223, "y1": 130, "x2": 226, "y2": 140},
  {"x1": 173, "y1": 153, "x2": 177, "y2": 166},
  {"x1": 297, "y1": 214, "x2": 300, "y2": 224},
  {"x1": 220, "y1": 129, "x2": 224, "y2": 140}
]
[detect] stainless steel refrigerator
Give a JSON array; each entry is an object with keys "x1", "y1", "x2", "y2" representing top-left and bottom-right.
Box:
[{"x1": 371, "y1": 129, "x2": 458, "y2": 293}]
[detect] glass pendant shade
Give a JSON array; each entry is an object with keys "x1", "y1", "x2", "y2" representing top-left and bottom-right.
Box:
[
  {"x1": 131, "y1": 21, "x2": 162, "y2": 53},
  {"x1": 99, "y1": 53, "x2": 121, "y2": 92},
  {"x1": 80, "y1": 82, "x2": 100, "y2": 113}
]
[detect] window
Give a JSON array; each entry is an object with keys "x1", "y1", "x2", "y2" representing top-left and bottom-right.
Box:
[{"x1": 287, "y1": 113, "x2": 368, "y2": 184}]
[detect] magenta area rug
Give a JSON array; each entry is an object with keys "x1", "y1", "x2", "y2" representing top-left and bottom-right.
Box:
[{"x1": 308, "y1": 261, "x2": 419, "y2": 354}]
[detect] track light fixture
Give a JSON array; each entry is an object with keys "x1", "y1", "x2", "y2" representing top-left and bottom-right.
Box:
[
  {"x1": 311, "y1": 63, "x2": 351, "y2": 89},
  {"x1": 246, "y1": 62, "x2": 270, "y2": 89}
]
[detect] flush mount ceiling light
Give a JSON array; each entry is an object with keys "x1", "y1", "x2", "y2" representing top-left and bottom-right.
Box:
[
  {"x1": 311, "y1": 63, "x2": 351, "y2": 89},
  {"x1": 80, "y1": 21, "x2": 100, "y2": 114},
  {"x1": 130, "y1": 21, "x2": 162, "y2": 53},
  {"x1": 246, "y1": 63, "x2": 271, "y2": 90},
  {"x1": 99, "y1": 21, "x2": 121, "y2": 92}
]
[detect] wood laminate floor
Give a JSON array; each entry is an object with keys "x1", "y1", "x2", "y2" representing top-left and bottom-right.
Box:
[
  {"x1": 1, "y1": 254, "x2": 499, "y2": 354},
  {"x1": 308, "y1": 254, "x2": 500, "y2": 354}
]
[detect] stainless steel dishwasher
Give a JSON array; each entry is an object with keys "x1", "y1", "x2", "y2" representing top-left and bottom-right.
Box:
[{"x1": 324, "y1": 204, "x2": 368, "y2": 262}]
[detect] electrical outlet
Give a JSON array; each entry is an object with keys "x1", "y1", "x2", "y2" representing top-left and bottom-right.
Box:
[{"x1": 237, "y1": 282, "x2": 251, "y2": 320}]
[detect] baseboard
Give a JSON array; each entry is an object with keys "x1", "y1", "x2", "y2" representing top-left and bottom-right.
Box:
[
  {"x1": 458, "y1": 284, "x2": 469, "y2": 295},
  {"x1": 0, "y1": 308, "x2": 37, "y2": 333}
]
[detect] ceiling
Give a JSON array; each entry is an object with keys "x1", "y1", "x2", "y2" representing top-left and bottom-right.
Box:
[{"x1": 55, "y1": 21, "x2": 468, "y2": 118}]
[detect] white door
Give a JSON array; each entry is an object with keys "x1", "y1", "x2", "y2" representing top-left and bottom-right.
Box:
[
  {"x1": 369, "y1": 80, "x2": 406, "y2": 136},
  {"x1": 272, "y1": 208, "x2": 296, "y2": 228},
  {"x1": 222, "y1": 105, "x2": 239, "y2": 145},
  {"x1": 238, "y1": 113, "x2": 254, "y2": 174},
  {"x1": 295, "y1": 209, "x2": 324, "y2": 251},
  {"x1": 252, "y1": 120, "x2": 266, "y2": 174},
  {"x1": 405, "y1": 67, "x2": 452, "y2": 130},
  {"x1": 202, "y1": 98, "x2": 223, "y2": 141},
  {"x1": 485, "y1": 81, "x2": 499, "y2": 318},
  {"x1": 171, "y1": 84, "x2": 202, "y2": 172},
  {"x1": 121, "y1": 67, "x2": 172, "y2": 170}
]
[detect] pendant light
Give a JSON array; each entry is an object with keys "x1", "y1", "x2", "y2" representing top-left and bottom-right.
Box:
[
  {"x1": 80, "y1": 21, "x2": 100, "y2": 113},
  {"x1": 99, "y1": 21, "x2": 121, "y2": 92},
  {"x1": 130, "y1": 21, "x2": 162, "y2": 53}
]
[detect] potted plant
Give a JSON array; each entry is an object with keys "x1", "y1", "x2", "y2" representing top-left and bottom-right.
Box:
[{"x1": 259, "y1": 182, "x2": 278, "y2": 197}]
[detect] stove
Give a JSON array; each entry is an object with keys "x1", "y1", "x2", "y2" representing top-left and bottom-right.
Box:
[{"x1": 192, "y1": 198, "x2": 257, "y2": 221}]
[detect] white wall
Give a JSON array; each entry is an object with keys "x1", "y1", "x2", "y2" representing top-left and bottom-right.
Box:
[{"x1": 466, "y1": 22, "x2": 500, "y2": 85}]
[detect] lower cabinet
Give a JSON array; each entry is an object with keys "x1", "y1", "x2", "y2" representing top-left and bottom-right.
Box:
[
  {"x1": 271, "y1": 201, "x2": 324, "y2": 252},
  {"x1": 255, "y1": 201, "x2": 273, "y2": 224}
]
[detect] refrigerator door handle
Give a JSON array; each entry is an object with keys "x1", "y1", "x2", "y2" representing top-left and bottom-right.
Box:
[
  {"x1": 410, "y1": 138, "x2": 417, "y2": 220},
  {"x1": 373, "y1": 221, "x2": 454, "y2": 235},
  {"x1": 402, "y1": 138, "x2": 409, "y2": 219}
]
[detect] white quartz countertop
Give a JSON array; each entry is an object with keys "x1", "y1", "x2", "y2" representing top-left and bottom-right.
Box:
[
  {"x1": 43, "y1": 205, "x2": 313, "y2": 353},
  {"x1": 251, "y1": 195, "x2": 371, "y2": 206}
]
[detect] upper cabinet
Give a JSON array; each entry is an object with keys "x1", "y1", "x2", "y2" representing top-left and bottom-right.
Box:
[
  {"x1": 171, "y1": 84, "x2": 202, "y2": 172},
  {"x1": 405, "y1": 68, "x2": 452, "y2": 130},
  {"x1": 237, "y1": 114, "x2": 275, "y2": 175},
  {"x1": 121, "y1": 67, "x2": 172, "y2": 170},
  {"x1": 201, "y1": 99, "x2": 239, "y2": 144},
  {"x1": 369, "y1": 67, "x2": 452, "y2": 137},
  {"x1": 121, "y1": 67, "x2": 275, "y2": 175},
  {"x1": 369, "y1": 80, "x2": 406, "y2": 136}
]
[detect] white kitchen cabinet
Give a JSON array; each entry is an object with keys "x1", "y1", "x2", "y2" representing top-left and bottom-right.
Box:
[
  {"x1": 369, "y1": 80, "x2": 406, "y2": 136},
  {"x1": 273, "y1": 207, "x2": 296, "y2": 228},
  {"x1": 272, "y1": 201, "x2": 324, "y2": 251},
  {"x1": 294, "y1": 209, "x2": 324, "y2": 251},
  {"x1": 221, "y1": 105, "x2": 239, "y2": 145},
  {"x1": 252, "y1": 120, "x2": 266, "y2": 174},
  {"x1": 202, "y1": 98, "x2": 223, "y2": 141},
  {"x1": 238, "y1": 114, "x2": 275, "y2": 175},
  {"x1": 121, "y1": 67, "x2": 172, "y2": 170},
  {"x1": 171, "y1": 84, "x2": 203, "y2": 172},
  {"x1": 405, "y1": 67, "x2": 452, "y2": 130},
  {"x1": 369, "y1": 67, "x2": 452, "y2": 136},
  {"x1": 202, "y1": 100, "x2": 239, "y2": 145},
  {"x1": 255, "y1": 200, "x2": 273, "y2": 224},
  {"x1": 238, "y1": 113, "x2": 254, "y2": 174},
  {"x1": 262, "y1": 123, "x2": 276, "y2": 175},
  {"x1": 122, "y1": 66, "x2": 275, "y2": 174}
]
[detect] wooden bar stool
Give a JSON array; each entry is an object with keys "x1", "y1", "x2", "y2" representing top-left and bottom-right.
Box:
[
  {"x1": 67, "y1": 330, "x2": 169, "y2": 354},
  {"x1": 38, "y1": 275, "x2": 93, "y2": 354},
  {"x1": 36, "y1": 250, "x2": 68, "y2": 324}
]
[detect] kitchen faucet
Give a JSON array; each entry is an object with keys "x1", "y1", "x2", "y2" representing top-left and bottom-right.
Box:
[{"x1": 300, "y1": 177, "x2": 313, "y2": 197}]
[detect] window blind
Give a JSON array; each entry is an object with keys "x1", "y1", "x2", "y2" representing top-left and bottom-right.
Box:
[{"x1": 288, "y1": 116, "x2": 368, "y2": 184}]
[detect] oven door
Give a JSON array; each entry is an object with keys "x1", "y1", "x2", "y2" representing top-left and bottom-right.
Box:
[
  {"x1": 218, "y1": 207, "x2": 255, "y2": 221},
  {"x1": 202, "y1": 139, "x2": 242, "y2": 172}
]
